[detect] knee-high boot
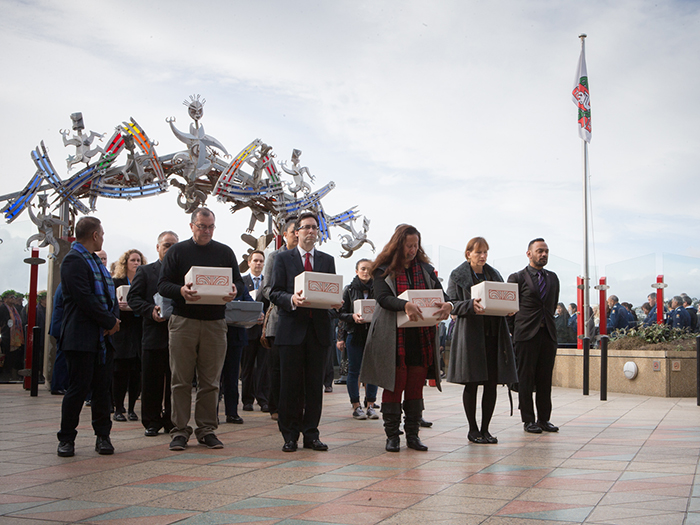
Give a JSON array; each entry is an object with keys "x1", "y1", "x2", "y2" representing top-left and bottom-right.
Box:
[
  {"x1": 403, "y1": 399, "x2": 428, "y2": 451},
  {"x1": 381, "y1": 402, "x2": 402, "y2": 452}
]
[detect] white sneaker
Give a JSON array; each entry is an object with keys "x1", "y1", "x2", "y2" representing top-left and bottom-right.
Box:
[
  {"x1": 366, "y1": 406, "x2": 379, "y2": 419},
  {"x1": 352, "y1": 407, "x2": 367, "y2": 420}
]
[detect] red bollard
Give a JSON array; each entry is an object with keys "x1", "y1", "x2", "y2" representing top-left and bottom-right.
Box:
[
  {"x1": 654, "y1": 275, "x2": 666, "y2": 325},
  {"x1": 577, "y1": 276, "x2": 584, "y2": 349},
  {"x1": 598, "y1": 277, "x2": 608, "y2": 336},
  {"x1": 23, "y1": 248, "x2": 45, "y2": 391}
]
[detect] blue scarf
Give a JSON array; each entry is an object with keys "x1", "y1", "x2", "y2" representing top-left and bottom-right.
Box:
[{"x1": 72, "y1": 241, "x2": 116, "y2": 362}]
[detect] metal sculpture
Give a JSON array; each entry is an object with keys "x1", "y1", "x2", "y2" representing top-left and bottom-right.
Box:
[{"x1": 0, "y1": 96, "x2": 374, "y2": 261}]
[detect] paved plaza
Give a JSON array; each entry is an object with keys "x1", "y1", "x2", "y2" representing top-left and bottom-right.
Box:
[{"x1": 1, "y1": 382, "x2": 700, "y2": 524}]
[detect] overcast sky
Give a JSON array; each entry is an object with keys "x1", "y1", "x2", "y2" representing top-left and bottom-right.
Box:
[{"x1": 0, "y1": 0, "x2": 698, "y2": 306}]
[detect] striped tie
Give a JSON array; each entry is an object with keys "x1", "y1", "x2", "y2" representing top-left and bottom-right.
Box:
[{"x1": 537, "y1": 270, "x2": 547, "y2": 300}]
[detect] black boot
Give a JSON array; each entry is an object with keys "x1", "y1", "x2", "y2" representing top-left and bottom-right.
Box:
[
  {"x1": 381, "y1": 402, "x2": 402, "y2": 452},
  {"x1": 403, "y1": 399, "x2": 428, "y2": 451}
]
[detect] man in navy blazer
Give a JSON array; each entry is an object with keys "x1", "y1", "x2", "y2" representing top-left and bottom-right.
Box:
[
  {"x1": 508, "y1": 238, "x2": 560, "y2": 434},
  {"x1": 270, "y1": 212, "x2": 340, "y2": 452},
  {"x1": 57, "y1": 217, "x2": 120, "y2": 457}
]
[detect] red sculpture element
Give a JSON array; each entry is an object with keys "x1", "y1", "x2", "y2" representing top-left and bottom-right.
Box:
[{"x1": 363, "y1": 305, "x2": 375, "y2": 315}]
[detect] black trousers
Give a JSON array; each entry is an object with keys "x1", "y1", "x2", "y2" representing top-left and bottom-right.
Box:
[
  {"x1": 58, "y1": 346, "x2": 114, "y2": 443},
  {"x1": 221, "y1": 340, "x2": 243, "y2": 417},
  {"x1": 515, "y1": 326, "x2": 557, "y2": 424},
  {"x1": 141, "y1": 348, "x2": 171, "y2": 430},
  {"x1": 113, "y1": 356, "x2": 141, "y2": 413},
  {"x1": 240, "y1": 338, "x2": 270, "y2": 407},
  {"x1": 268, "y1": 340, "x2": 280, "y2": 414},
  {"x1": 278, "y1": 325, "x2": 325, "y2": 443}
]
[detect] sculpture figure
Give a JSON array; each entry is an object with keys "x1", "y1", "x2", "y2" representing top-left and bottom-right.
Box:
[
  {"x1": 280, "y1": 149, "x2": 315, "y2": 195},
  {"x1": 26, "y1": 194, "x2": 69, "y2": 257},
  {"x1": 60, "y1": 112, "x2": 105, "y2": 170}
]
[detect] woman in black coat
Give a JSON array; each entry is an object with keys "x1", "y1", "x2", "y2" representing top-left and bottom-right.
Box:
[
  {"x1": 337, "y1": 259, "x2": 378, "y2": 420},
  {"x1": 112, "y1": 249, "x2": 145, "y2": 421},
  {"x1": 446, "y1": 237, "x2": 517, "y2": 444}
]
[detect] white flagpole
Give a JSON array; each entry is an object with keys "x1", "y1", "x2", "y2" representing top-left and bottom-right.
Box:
[{"x1": 579, "y1": 33, "x2": 590, "y2": 342}]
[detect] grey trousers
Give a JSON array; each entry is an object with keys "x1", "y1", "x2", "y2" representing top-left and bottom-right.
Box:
[{"x1": 168, "y1": 315, "x2": 227, "y2": 440}]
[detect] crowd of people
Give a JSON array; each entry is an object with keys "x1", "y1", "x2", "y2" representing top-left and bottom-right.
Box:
[{"x1": 2, "y1": 211, "x2": 698, "y2": 458}]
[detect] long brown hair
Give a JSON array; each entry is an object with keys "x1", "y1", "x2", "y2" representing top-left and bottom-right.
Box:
[
  {"x1": 371, "y1": 224, "x2": 430, "y2": 277},
  {"x1": 113, "y1": 249, "x2": 146, "y2": 279}
]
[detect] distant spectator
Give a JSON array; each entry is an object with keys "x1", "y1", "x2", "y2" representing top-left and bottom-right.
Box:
[
  {"x1": 681, "y1": 294, "x2": 697, "y2": 332},
  {"x1": 641, "y1": 302, "x2": 652, "y2": 318},
  {"x1": 621, "y1": 302, "x2": 638, "y2": 323},
  {"x1": 555, "y1": 303, "x2": 573, "y2": 343},
  {"x1": 567, "y1": 303, "x2": 578, "y2": 341},
  {"x1": 644, "y1": 293, "x2": 660, "y2": 326},
  {"x1": 668, "y1": 296, "x2": 690, "y2": 330},
  {"x1": 607, "y1": 295, "x2": 633, "y2": 332}
]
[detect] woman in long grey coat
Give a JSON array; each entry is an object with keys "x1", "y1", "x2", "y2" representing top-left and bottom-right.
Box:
[
  {"x1": 446, "y1": 237, "x2": 517, "y2": 444},
  {"x1": 360, "y1": 224, "x2": 452, "y2": 452}
]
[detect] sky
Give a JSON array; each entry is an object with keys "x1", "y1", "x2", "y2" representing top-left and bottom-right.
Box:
[{"x1": 0, "y1": 0, "x2": 699, "y2": 307}]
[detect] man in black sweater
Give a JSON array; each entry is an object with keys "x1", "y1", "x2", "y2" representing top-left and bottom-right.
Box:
[{"x1": 158, "y1": 208, "x2": 244, "y2": 451}]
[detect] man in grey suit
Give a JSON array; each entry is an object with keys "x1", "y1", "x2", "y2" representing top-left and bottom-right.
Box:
[{"x1": 507, "y1": 238, "x2": 560, "y2": 434}]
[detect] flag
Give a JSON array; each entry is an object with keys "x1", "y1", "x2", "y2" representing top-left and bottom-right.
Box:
[{"x1": 572, "y1": 45, "x2": 591, "y2": 143}]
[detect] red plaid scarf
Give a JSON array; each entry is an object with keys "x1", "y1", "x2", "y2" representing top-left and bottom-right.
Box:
[{"x1": 395, "y1": 259, "x2": 435, "y2": 368}]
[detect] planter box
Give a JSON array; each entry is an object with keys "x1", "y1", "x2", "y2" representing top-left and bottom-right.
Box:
[
  {"x1": 294, "y1": 271, "x2": 343, "y2": 309},
  {"x1": 354, "y1": 299, "x2": 376, "y2": 323},
  {"x1": 185, "y1": 266, "x2": 232, "y2": 305},
  {"x1": 552, "y1": 347, "x2": 697, "y2": 397}
]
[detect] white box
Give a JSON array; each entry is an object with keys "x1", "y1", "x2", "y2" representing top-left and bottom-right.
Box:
[
  {"x1": 116, "y1": 285, "x2": 131, "y2": 311},
  {"x1": 185, "y1": 266, "x2": 233, "y2": 305},
  {"x1": 396, "y1": 289, "x2": 444, "y2": 328},
  {"x1": 294, "y1": 271, "x2": 343, "y2": 309},
  {"x1": 353, "y1": 299, "x2": 376, "y2": 323},
  {"x1": 471, "y1": 281, "x2": 519, "y2": 316},
  {"x1": 225, "y1": 301, "x2": 263, "y2": 328}
]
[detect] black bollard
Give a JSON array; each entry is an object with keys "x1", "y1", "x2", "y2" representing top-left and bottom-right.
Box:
[
  {"x1": 583, "y1": 337, "x2": 590, "y2": 396},
  {"x1": 600, "y1": 335, "x2": 608, "y2": 401},
  {"x1": 30, "y1": 326, "x2": 40, "y2": 397}
]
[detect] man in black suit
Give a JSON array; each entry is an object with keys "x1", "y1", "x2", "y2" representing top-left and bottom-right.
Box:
[
  {"x1": 127, "y1": 230, "x2": 179, "y2": 436},
  {"x1": 240, "y1": 250, "x2": 269, "y2": 412},
  {"x1": 270, "y1": 212, "x2": 340, "y2": 452},
  {"x1": 57, "y1": 216, "x2": 120, "y2": 457},
  {"x1": 508, "y1": 238, "x2": 560, "y2": 434}
]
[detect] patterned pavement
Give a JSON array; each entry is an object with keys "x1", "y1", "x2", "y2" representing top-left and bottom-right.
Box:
[{"x1": 1, "y1": 382, "x2": 700, "y2": 524}]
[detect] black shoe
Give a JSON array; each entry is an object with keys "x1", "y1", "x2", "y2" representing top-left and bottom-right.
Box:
[
  {"x1": 51, "y1": 390, "x2": 66, "y2": 395},
  {"x1": 334, "y1": 378, "x2": 347, "y2": 385},
  {"x1": 538, "y1": 421, "x2": 559, "y2": 432},
  {"x1": 385, "y1": 436, "x2": 400, "y2": 452},
  {"x1": 198, "y1": 434, "x2": 224, "y2": 449},
  {"x1": 95, "y1": 436, "x2": 114, "y2": 455},
  {"x1": 406, "y1": 436, "x2": 428, "y2": 451},
  {"x1": 468, "y1": 431, "x2": 486, "y2": 444},
  {"x1": 169, "y1": 435, "x2": 188, "y2": 451},
  {"x1": 282, "y1": 440, "x2": 298, "y2": 452},
  {"x1": 242, "y1": 404, "x2": 254, "y2": 411},
  {"x1": 226, "y1": 415, "x2": 244, "y2": 424},
  {"x1": 481, "y1": 430, "x2": 498, "y2": 444},
  {"x1": 303, "y1": 439, "x2": 328, "y2": 451},
  {"x1": 128, "y1": 411, "x2": 139, "y2": 421},
  {"x1": 524, "y1": 422, "x2": 543, "y2": 434},
  {"x1": 57, "y1": 441, "x2": 74, "y2": 457},
  {"x1": 85, "y1": 400, "x2": 92, "y2": 407},
  {"x1": 419, "y1": 418, "x2": 432, "y2": 428},
  {"x1": 260, "y1": 404, "x2": 270, "y2": 413},
  {"x1": 113, "y1": 412, "x2": 126, "y2": 422},
  {"x1": 324, "y1": 386, "x2": 333, "y2": 393},
  {"x1": 144, "y1": 427, "x2": 160, "y2": 437}
]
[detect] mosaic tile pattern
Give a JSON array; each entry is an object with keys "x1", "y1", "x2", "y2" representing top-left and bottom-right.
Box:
[{"x1": 1, "y1": 382, "x2": 700, "y2": 524}]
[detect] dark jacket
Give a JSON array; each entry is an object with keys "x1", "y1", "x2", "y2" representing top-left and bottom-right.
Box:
[
  {"x1": 59, "y1": 248, "x2": 119, "y2": 353},
  {"x1": 127, "y1": 261, "x2": 169, "y2": 350},
  {"x1": 270, "y1": 247, "x2": 336, "y2": 346},
  {"x1": 242, "y1": 273, "x2": 265, "y2": 339},
  {"x1": 445, "y1": 262, "x2": 518, "y2": 385},
  {"x1": 359, "y1": 262, "x2": 444, "y2": 391},
  {"x1": 112, "y1": 277, "x2": 142, "y2": 360},
  {"x1": 507, "y1": 266, "x2": 559, "y2": 343},
  {"x1": 337, "y1": 275, "x2": 374, "y2": 344}
]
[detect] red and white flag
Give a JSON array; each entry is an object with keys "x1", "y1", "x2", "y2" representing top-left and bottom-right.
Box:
[{"x1": 572, "y1": 45, "x2": 591, "y2": 143}]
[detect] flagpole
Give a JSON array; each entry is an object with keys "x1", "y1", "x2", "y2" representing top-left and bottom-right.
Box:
[{"x1": 579, "y1": 33, "x2": 591, "y2": 395}]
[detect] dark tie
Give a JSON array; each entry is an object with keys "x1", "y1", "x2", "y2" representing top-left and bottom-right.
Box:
[
  {"x1": 537, "y1": 270, "x2": 547, "y2": 300},
  {"x1": 304, "y1": 252, "x2": 313, "y2": 272},
  {"x1": 253, "y1": 277, "x2": 260, "y2": 290}
]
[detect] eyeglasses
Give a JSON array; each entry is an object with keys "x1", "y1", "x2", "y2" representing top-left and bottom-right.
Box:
[
  {"x1": 297, "y1": 225, "x2": 319, "y2": 231},
  {"x1": 193, "y1": 223, "x2": 216, "y2": 231}
]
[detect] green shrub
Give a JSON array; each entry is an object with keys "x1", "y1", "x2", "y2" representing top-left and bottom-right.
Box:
[{"x1": 610, "y1": 324, "x2": 695, "y2": 345}]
